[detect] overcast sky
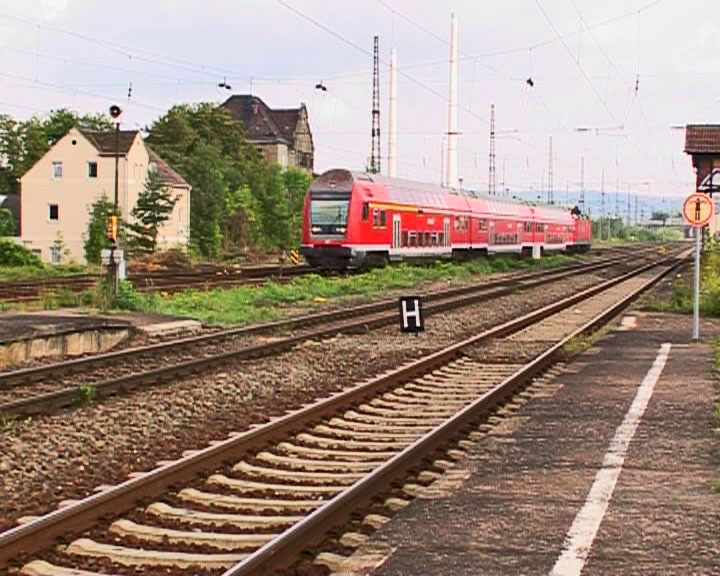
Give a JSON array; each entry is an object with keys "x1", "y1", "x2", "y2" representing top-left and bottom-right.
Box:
[{"x1": 0, "y1": 0, "x2": 714, "y2": 212}]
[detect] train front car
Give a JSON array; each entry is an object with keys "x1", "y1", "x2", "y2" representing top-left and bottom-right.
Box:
[{"x1": 301, "y1": 169, "x2": 379, "y2": 270}]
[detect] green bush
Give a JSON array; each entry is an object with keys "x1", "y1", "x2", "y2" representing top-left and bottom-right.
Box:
[
  {"x1": 112, "y1": 279, "x2": 142, "y2": 310},
  {"x1": 0, "y1": 239, "x2": 43, "y2": 267}
]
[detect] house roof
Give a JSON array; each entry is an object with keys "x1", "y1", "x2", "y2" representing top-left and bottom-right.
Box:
[
  {"x1": 76, "y1": 128, "x2": 189, "y2": 189},
  {"x1": 0, "y1": 193, "x2": 20, "y2": 222},
  {"x1": 78, "y1": 128, "x2": 139, "y2": 156},
  {"x1": 685, "y1": 125, "x2": 720, "y2": 154},
  {"x1": 146, "y1": 146, "x2": 190, "y2": 189},
  {"x1": 221, "y1": 95, "x2": 302, "y2": 145}
]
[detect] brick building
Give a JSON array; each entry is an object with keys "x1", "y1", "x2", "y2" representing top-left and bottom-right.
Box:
[
  {"x1": 685, "y1": 124, "x2": 720, "y2": 236},
  {"x1": 222, "y1": 95, "x2": 313, "y2": 172}
]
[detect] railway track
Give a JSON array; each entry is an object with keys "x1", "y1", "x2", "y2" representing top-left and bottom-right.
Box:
[
  {"x1": 0, "y1": 264, "x2": 312, "y2": 303},
  {"x1": 0, "y1": 243, "x2": 654, "y2": 304},
  {"x1": 0, "y1": 247, "x2": 689, "y2": 575},
  {"x1": 0, "y1": 252, "x2": 659, "y2": 419}
]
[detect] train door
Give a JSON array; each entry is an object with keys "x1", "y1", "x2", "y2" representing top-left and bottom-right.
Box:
[
  {"x1": 443, "y1": 218, "x2": 450, "y2": 247},
  {"x1": 392, "y1": 215, "x2": 401, "y2": 249}
]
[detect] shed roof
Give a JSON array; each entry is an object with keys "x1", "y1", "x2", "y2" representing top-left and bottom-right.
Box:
[{"x1": 685, "y1": 125, "x2": 720, "y2": 154}]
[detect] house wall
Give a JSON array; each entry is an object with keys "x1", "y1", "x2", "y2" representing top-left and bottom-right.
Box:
[
  {"x1": 289, "y1": 107, "x2": 314, "y2": 171},
  {"x1": 258, "y1": 143, "x2": 289, "y2": 169},
  {"x1": 20, "y1": 128, "x2": 189, "y2": 263}
]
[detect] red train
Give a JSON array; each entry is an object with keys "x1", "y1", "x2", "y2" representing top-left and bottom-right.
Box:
[{"x1": 301, "y1": 169, "x2": 591, "y2": 269}]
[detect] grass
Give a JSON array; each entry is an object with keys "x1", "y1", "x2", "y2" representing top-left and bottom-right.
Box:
[
  {"x1": 123, "y1": 254, "x2": 576, "y2": 326},
  {"x1": 0, "y1": 264, "x2": 92, "y2": 283},
  {"x1": 77, "y1": 384, "x2": 95, "y2": 404},
  {"x1": 644, "y1": 241, "x2": 720, "y2": 317},
  {"x1": 0, "y1": 415, "x2": 16, "y2": 432}
]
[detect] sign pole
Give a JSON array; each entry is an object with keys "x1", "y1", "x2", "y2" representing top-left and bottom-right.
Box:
[
  {"x1": 693, "y1": 225, "x2": 701, "y2": 341},
  {"x1": 682, "y1": 192, "x2": 714, "y2": 342}
]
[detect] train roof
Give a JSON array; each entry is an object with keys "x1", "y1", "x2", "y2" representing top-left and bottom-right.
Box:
[{"x1": 312, "y1": 169, "x2": 573, "y2": 223}]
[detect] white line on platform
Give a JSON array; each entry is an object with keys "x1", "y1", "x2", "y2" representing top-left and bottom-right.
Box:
[{"x1": 548, "y1": 342, "x2": 672, "y2": 576}]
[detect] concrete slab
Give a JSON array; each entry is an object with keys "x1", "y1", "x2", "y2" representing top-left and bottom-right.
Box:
[{"x1": 364, "y1": 312, "x2": 720, "y2": 576}]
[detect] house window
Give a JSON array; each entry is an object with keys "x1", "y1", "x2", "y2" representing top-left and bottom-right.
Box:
[
  {"x1": 88, "y1": 162, "x2": 98, "y2": 178},
  {"x1": 50, "y1": 246, "x2": 61, "y2": 265},
  {"x1": 49, "y1": 204, "x2": 59, "y2": 221},
  {"x1": 52, "y1": 162, "x2": 63, "y2": 178}
]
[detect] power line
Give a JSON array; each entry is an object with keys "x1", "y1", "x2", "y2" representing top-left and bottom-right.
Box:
[{"x1": 489, "y1": 104, "x2": 496, "y2": 195}]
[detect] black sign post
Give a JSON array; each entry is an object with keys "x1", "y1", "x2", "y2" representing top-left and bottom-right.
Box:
[{"x1": 399, "y1": 296, "x2": 424, "y2": 334}]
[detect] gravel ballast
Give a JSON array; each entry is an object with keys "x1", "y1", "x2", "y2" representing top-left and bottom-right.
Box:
[{"x1": 0, "y1": 265, "x2": 633, "y2": 531}]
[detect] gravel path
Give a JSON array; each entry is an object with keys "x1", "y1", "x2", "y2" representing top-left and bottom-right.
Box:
[{"x1": 0, "y1": 265, "x2": 626, "y2": 531}]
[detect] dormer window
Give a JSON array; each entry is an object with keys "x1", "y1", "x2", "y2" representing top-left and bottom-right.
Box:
[
  {"x1": 88, "y1": 162, "x2": 98, "y2": 178},
  {"x1": 52, "y1": 161, "x2": 63, "y2": 179},
  {"x1": 148, "y1": 162, "x2": 157, "y2": 174}
]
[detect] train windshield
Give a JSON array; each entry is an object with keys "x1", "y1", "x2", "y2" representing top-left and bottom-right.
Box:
[{"x1": 310, "y1": 195, "x2": 350, "y2": 235}]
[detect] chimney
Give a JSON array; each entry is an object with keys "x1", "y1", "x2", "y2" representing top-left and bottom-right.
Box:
[
  {"x1": 446, "y1": 13, "x2": 458, "y2": 189},
  {"x1": 388, "y1": 47, "x2": 398, "y2": 178}
]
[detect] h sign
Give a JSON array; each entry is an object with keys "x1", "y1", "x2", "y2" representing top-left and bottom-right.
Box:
[{"x1": 399, "y1": 296, "x2": 424, "y2": 333}]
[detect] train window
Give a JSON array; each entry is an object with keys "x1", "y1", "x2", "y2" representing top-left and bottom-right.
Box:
[
  {"x1": 454, "y1": 215, "x2": 467, "y2": 232},
  {"x1": 524, "y1": 222, "x2": 532, "y2": 233},
  {"x1": 478, "y1": 219, "x2": 487, "y2": 232},
  {"x1": 438, "y1": 232, "x2": 444, "y2": 246},
  {"x1": 418, "y1": 232, "x2": 424, "y2": 247},
  {"x1": 535, "y1": 223, "x2": 544, "y2": 232},
  {"x1": 401, "y1": 231, "x2": 409, "y2": 247},
  {"x1": 379, "y1": 210, "x2": 387, "y2": 228},
  {"x1": 409, "y1": 232, "x2": 417, "y2": 247},
  {"x1": 362, "y1": 202, "x2": 369, "y2": 221},
  {"x1": 425, "y1": 232, "x2": 431, "y2": 246},
  {"x1": 432, "y1": 233, "x2": 439, "y2": 246}
]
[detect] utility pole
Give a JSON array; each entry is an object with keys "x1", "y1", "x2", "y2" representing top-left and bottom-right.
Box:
[
  {"x1": 627, "y1": 184, "x2": 632, "y2": 225},
  {"x1": 446, "y1": 13, "x2": 459, "y2": 188},
  {"x1": 370, "y1": 36, "x2": 381, "y2": 174},
  {"x1": 547, "y1": 136, "x2": 554, "y2": 204},
  {"x1": 635, "y1": 193, "x2": 639, "y2": 225},
  {"x1": 107, "y1": 104, "x2": 123, "y2": 298},
  {"x1": 580, "y1": 156, "x2": 585, "y2": 211},
  {"x1": 600, "y1": 169, "x2": 605, "y2": 241},
  {"x1": 388, "y1": 47, "x2": 397, "y2": 177},
  {"x1": 489, "y1": 104, "x2": 496, "y2": 195},
  {"x1": 502, "y1": 157, "x2": 507, "y2": 196}
]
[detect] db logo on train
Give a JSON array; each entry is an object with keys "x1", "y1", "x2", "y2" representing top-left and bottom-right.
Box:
[{"x1": 683, "y1": 193, "x2": 715, "y2": 227}]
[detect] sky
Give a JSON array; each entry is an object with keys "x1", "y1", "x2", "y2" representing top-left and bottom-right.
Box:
[{"x1": 0, "y1": 0, "x2": 715, "y2": 217}]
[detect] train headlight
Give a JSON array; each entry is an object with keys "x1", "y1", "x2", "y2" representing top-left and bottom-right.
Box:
[
  {"x1": 337, "y1": 227, "x2": 347, "y2": 233},
  {"x1": 311, "y1": 226, "x2": 321, "y2": 233}
]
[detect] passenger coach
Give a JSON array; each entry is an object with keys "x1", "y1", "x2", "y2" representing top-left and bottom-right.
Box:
[{"x1": 301, "y1": 169, "x2": 591, "y2": 269}]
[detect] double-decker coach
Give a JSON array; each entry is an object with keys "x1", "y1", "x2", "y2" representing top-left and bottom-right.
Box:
[{"x1": 301, "y1": 168, "x2": 590, "y2": 269}]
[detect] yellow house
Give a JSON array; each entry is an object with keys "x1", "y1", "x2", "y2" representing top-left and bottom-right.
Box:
[{"x1": 20, "y1": 127, "x2": 191, "y2": 263}]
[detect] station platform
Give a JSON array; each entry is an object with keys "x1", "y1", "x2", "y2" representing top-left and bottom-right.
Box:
[
  {"x1": 0, "y1": 311, "x2": 201, "y2": 367},
  {"x1": 345, "y1": 311, "x2": 720, "y2": 575}
]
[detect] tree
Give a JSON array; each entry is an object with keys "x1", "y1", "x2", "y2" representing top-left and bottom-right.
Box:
[
  {"x1": 127, "y1": 169, "x2": 178, "y2": 253},
  {"x1": 0, "y1": 208, "x2": 15, "y2": 236},
  {"x1": 224, "y1": 185, "x2": 259, "y2": 251},
  {"x1": 651, "y1": 211, "x2": 670, "y2": 225},
  {"x1": 0, "y1": 109, "x2": 112, "y2": 195},
  {"x1": 51, "y1": 232, "x2": 71, "y2": 265},
  {"x1": 84, "y1": 194, "x2": 116, "y2": 264},
  {"x1": 284, "y1": 167, "x2": 312, "y2": 246}
]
